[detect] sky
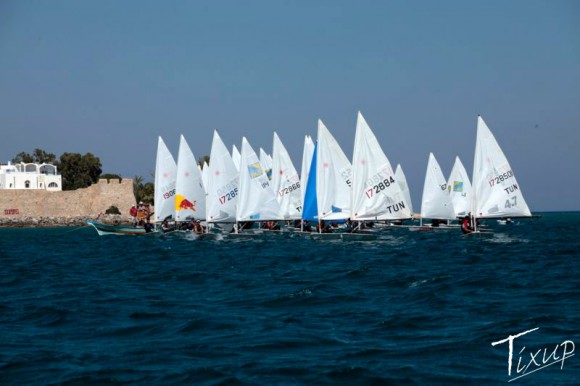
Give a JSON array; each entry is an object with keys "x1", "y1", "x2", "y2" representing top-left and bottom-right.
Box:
[{"x1": 1, "y1": 0, "x2": 579, "y2": 211}]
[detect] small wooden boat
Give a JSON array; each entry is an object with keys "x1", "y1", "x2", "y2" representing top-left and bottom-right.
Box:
[{"x1": 86, "y1": 221, "x2": 151, "y2": 236}]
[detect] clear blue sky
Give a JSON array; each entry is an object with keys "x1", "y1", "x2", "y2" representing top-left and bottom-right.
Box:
[{"x1": 1, "y1": 1, "x2": 578, "y2": 211}]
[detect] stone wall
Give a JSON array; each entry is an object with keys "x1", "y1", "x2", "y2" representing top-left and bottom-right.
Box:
[{"x1": 0, "y1": 179, "x2": 136, "y2": 224}]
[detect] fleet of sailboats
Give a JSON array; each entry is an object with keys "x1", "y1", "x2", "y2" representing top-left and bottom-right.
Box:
[{"x1": 87, "y1": 113, "x2": 534, "y2": 236}]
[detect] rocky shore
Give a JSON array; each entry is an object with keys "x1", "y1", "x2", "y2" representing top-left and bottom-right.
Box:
[{"x1": 0, "y1": 214, "x2": 132, "y2": 228}]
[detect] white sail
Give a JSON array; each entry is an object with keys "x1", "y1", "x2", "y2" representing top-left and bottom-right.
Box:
[
  {"x1": 472, "y1": 116, "x2": 531, "y2": 218},
  {"x1": 395, "y1": 164, "x2": 414, "y2": 215},
  {"x1": 201, "y1": 161, "x2": 209, "y2": 192},
  {"x1": 316, "y1": 119, "x2": 352, "y2": 220},
  {"x1": 447, "y1": 156, "x2": 471, "y2": 217},
  {"x1": 236, "y1": 137, "x2": 281, "y2": 221},
  {"x1": 420, "y1": 153, "x2": 455, "y2": 220},
  {"x1": 232, "y1": 144, "x2": 241, "y2": 171},
  {"x1": 351, "y1": 112, "x2": 410, "y2": 220},
  {"x1": 154, "y1": 136, "x2": 177, "y2": 222},
  {"x1": 271, "y1": 132, "x2": 302, "y2": 219},
  {"x1": 175, "y1": 135, "x2": 206, "y2": 221},
  {"x1": 259, "y1": 147, "x2": 273, "y2": 180},
  {"x1": 300, "y1": 135, "x2": 315, "y2": 207},
  {"x1": 206, "y1": 130, "x2": 239, "y2": 223}
]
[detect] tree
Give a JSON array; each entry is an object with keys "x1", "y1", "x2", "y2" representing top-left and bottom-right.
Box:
[
  {"x1": 12, "y1": 148, "x2": 56, "y2": 164},
  {"x1": 105, "y1": 205, "x2": 121, "y2": 214},
  {"x1": 133, "y1": 175, "x2": 154, "y2": 204},
  {"x1": 12, "y1": 152, "x2": 34, "y2": 163},
  {"x1": 197, "y1": 155, "x2": 210, "y2": 168},
  {"x1": 56, "y1": 152, "x2": 102, "y2": 190},
  {"x1": 100, "y1": 173, "x2": 122, "y2": 182},
  {"x1": 32, "y1": 148, "x2": 57, "y2": 164}
]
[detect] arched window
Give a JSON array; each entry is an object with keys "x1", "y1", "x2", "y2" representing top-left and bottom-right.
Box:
[
  {"x1": 48, "y1": 182, "x2": 58, "y2": 188},
  {"x1": 25, "y1": 180, "x2": 31, "y2": 188},
  {"x1": 40, "y1": 164, "x2": 57, "y2": 175}
]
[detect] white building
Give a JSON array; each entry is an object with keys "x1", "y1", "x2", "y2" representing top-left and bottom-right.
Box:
[{"x1": 0, "y1": 162, "x2": 62, "y2": 191}]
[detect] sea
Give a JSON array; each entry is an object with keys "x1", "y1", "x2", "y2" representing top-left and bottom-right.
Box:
[{"x1": 1, "y1": 212, "x2": 578, "y2": 385}]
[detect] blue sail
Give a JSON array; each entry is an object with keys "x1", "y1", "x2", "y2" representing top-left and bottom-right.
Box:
[{"x1": 302, "y1": 143, "x2": 318, "y2": 221}]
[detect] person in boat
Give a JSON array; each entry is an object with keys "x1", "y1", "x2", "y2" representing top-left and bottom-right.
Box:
[
  {"x1": 137, "y1": 201, "x2": 150, "y2": 220},
  {"x1": 345, "y1": 219, "x2": 356, "y2": 233},
  {"x1": 129, "y1": 205, "x2": 138, "y2": 225},
  {"x1": 265, "y1": 221, "x2": 281, "y2": 231},
  {"x1": 317, "y1": 220, "x2": 333, "y2": 233},
  {"x1": 302, "y1": 220, "x2": 312, "y2": 232},
  {"x1": 461, "y1": 215, "x2": 473, "y2": 234},
  {"x1": 144, "y1": 219, "x2": 154, "y2": 233},
  {"x1": 431, "y1": 219, "x2": 443, "y2": 227},
  {"x1": 193, "y1": 220, "x2": 204, "y2": 234},
  {"x1": 161, "y1": 219, "x2": 174, "y2": 233}
]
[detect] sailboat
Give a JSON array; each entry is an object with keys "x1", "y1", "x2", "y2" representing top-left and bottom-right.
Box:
[
  {"x1": 235, "y1": 137, "x2": 282, "y2": 232},
  {"x1": 419, "y1": 153, "x2": 455, "y2": 228},
  {"x1": 271, "y1": 132, "x2": 302, "y2": 220},
  {"x1": 300, "y1": 135, "x2": 315, "y2": 217},
  {"x1": 470, "y1": 116, "x2": 531, "y2": 232},
  {"x1": 351, "y1": 112, "x2": 410, "y2": 224},
  {"x1": 447, "y1": 156, "x2": 471, "y2": 217},
  {"x1": 302, "y1": 142, "x2": 318, "y2": 224},
  {"x1": 175, "y1": 135, "x2": 206, "y2": 223},
  {"x1": 316, "y1": 119, "x2": 352, "y2": 221},
  {"x1": 206, "y1": 130, "x2": 239, "y2": 226},
  {"x1": 395, "y1": 164, "x2": 414, "y2": 216},
  {"x1": 154, "y1": 136, "x2": 178, "y2": 226}
]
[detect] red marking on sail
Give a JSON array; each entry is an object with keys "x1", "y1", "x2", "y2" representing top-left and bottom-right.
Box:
[{"x1": 179, "y1": 198, "x2": 196, "y2": 211}]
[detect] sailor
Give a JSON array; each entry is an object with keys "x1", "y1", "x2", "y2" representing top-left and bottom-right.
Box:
[
  {"x1": 461, "y1": 215, "x2": 473, "y2": 234},
  {"x1": 129, "y1": 205, "x2": 138, "y2": 225},
  {"x1": 144, "y1": 219, "x2": 154, "y2": 233}
]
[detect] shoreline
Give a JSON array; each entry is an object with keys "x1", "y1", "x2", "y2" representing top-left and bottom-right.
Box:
[{"x1": 0, "y1": 214, "x2": 133, "y2": 228}]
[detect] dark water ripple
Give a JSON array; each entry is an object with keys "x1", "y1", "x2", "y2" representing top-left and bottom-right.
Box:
[{"x1": 1, "y1": 213, "x2": 579, "y2": 385}]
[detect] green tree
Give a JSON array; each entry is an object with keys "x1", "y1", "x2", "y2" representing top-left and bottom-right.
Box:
[
  {"x1": 100, "y1": 173, "x2": 122, "y2": 182},
  {"x1": 12, "y1": 148, "x2": 56, "y2": 164},
  {"x1": 32, "y1": 148, "x2": 57, "y2": 163},
  {"x1": 197, "y1": 155, "x2": 210, "y2": 168},
  {"x1": 133, "y1": 175, "x2": 144, "y2": 203},
  {"x1": 12, "y1": 152, "x2": 34, "y2": 163},
  {"x1": 56, "y1": 152, "x2": 102, "y2": 190},
  {"x1": 133, "y1": 175, "x2": 154, "y2": 204},
  {"x1": 141, "y1": 182, "x2": 154, "y2": 204},
  {"x1": 105, "y1": 205, "x2": 121, "y2": 215}
]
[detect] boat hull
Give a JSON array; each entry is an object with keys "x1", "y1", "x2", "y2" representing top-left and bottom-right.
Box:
[{"x1": 87, "y1": 221, "x2": 150, "y2": 236}]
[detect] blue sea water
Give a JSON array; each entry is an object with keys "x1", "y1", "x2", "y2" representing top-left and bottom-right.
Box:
[{"x1": 1, "y1": 213, "x2": 579, "y2": 385}]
